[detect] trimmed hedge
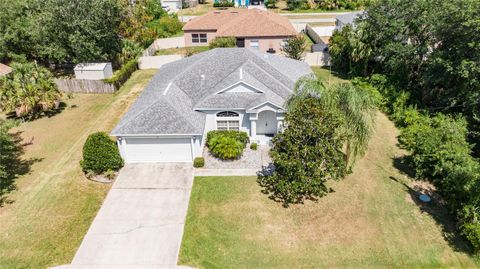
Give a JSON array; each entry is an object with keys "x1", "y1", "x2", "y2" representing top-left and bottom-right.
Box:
[
  {"x1": 250, "y1": 142, "x2": 258, "y2": 150},
  {"x1": 213, "y1": 0, "x2": 234, "y2": 7},
  {"x1": 103, "y1": 59, "x2": 138, "y2": 89},
  {"x1": 81, "y1": 132, "x2": 124, "y2": 174},
  {"x1": 206, "y1": 130, "x2": 249, "y2": 160},
  {"x1": 193, "y1": 157, "x2": 205, "y2": 168}
]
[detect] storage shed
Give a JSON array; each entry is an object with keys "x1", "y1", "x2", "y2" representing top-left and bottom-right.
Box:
[{"x1": 74, "y1": 63, "x2": 113, "y2": 80}]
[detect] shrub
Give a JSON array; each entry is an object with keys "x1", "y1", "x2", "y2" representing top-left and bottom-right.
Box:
[
  {"x1": 207, "y1": 130, "x2": 249, "y2": 159},
  {"x1": 286, "y1": 0, "x2": 308, "y2": 10},
  {"x1": 209, "y1": 37, "x2": 236, "y2": 49},
  {"x1": 193, "y1": 157, "x2": 205, "y2": 168},
  {"x1": 213, "y1": 0, "x2": 235, "y2": 7},
  {"x1": 104, "y1": 59, "x2": 138, "y2": 89},
  {"x1": 207, "y1": 130, "x2": 249, "y2": 146},
  {"x1": 118, "y1": 39, "x2": 143, "y2": 65},
  {"x1": 281, "y1": 35, "x2": 307, "y2": 60},
  {"x1": 250, "y1": 142, "x2": 258, "y2": 150},
  {"x1": 147, "y1": 15, "x2": 184, "y2": 38},
  {"x1": 81, "y1": 132, "x2": 124, "y2": 174}
]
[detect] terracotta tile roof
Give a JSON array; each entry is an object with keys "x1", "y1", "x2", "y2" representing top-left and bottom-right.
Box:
[
  {"x1": 0, "y1": 63, "x2": 12, "y2": 77},
  {"x1": 183, "y1": 9, "x2": 297, "y2": 37}
]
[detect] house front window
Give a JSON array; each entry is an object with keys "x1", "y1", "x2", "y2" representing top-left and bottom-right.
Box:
[
  {"x1": 250, "y1": 40, "x2": 259, "y2": 50},
  {"x1": 216, "y1": 111, "x2": 240, "y2": 131},
  {"x1": 192, "y1": 33, "x2": 207, "y2": 44}
]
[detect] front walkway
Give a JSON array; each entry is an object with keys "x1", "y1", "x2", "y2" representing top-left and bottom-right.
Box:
[{"x1": 56, "y1": 163, "x2": 194, "y2": 269}]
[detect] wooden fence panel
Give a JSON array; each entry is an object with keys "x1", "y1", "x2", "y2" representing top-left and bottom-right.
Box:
[{"x1": 54, "y1": 79, "x2": 116, "y2": 94}]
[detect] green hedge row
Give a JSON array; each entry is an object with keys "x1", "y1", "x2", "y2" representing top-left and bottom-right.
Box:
[
  {"x1": 361, "y1": 75, "x2": 480, "y2": 252},
  {"x1": 103, "y1": 59, "x2": 138, "y2": 89}
]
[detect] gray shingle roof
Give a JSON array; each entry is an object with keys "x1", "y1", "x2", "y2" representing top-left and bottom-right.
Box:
[
  {"x1": 112, "y1": 48, "x2": 312, "y2": 135},
  {"x1": 336, "y1": 11, "x2": 364, "y2": 25}
]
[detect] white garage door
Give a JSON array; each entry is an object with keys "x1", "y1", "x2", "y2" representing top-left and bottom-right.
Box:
[{"x1": 124, "y1": 138, "x2": 192, "y2": 163}]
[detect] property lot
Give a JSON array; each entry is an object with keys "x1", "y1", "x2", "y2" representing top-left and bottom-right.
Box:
[
  {"x1": 0, "y1": 70, "x2": 156, "y2": 269},
  {"x1": 179, "y1": 113, "x2": 480, "y2": 268}
]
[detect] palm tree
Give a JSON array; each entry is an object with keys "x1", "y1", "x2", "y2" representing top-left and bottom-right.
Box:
[
  {"x1": 287, "y1": 75, "x2": 376, "y2": 167},
  {"x1": 0, "y1": 62, "x2": 61, "y2": 118}
]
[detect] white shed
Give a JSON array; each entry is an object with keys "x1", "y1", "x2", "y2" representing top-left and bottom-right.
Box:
[{"x1": 74, "y1": 63, "x2": 113, "y2": 80}]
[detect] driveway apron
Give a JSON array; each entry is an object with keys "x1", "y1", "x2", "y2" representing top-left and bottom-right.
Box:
[{"x1": 70, "y1": 163, "x2": 194, "y2": 267}]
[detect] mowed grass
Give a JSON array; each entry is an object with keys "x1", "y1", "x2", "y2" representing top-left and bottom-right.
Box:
[
  {"x1": 0, "y1": 69, "x2": 156, "y2": 269},
  {"x1": 179, "y1": 112, "x2": 480, "y2": 268},
  {"x1": 155, "y1": 46, "x2": 210, "y2": 56}
]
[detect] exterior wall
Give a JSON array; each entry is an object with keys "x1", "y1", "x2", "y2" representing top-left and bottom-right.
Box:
[
  {"x1": 163, "y1": 0, "x2": 182, "y2": 11},
  {"x1": 74, "y1": 65, "x2": 113, "y2": 80},
  {"x1": 244, "y1": 36, "x2": 292, "y2": 54},
  {"x1": 184, "y1": 30, "x2": 217, "y2": 47},
  {"x1": 201, "y1": 109, "x2": 252, "y2": 147}
]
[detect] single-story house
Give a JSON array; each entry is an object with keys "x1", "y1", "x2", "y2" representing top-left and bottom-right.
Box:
[
  {"x1": 0, "y1": 63, "x2": 13, "y2": 77},
  {"x1": 74, "y1": 63, "x2": 113, "y2": 80},
  {"x1": 111, "y1": 48, "x2": 312, "y2": 163},
  {"x1": 162, "y1": 0, "x2": 183, "y2": 12},
  {"x1": 335, "y1": 11, "x2": 364, "y2": 30},
  {"x1": 182, "y1": 9, "x2": 297, "y2": 54},
  {"x1": 214, "y1": 0, "x2": 265, "y2": 8}
]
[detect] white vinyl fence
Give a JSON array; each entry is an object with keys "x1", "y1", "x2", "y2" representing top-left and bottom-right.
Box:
[
  {"x1": 304, "y1": 52, "x2": 331, "y2": 67},
  {"x1": 138, "y1": 55, "x2": 184, "y2": 69}
]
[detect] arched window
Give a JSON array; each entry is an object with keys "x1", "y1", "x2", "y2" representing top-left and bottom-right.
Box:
[
  {"x1": 216, "y1": 111, "x2": 239, "y2": 117},
  {"x1": 216, "y1": 111, "x2": 240, "y2": 131}
]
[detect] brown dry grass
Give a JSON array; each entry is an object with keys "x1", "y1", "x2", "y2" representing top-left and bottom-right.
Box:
[{"x1": 0, "y1": 69, "x2": 156, "y2": 269}]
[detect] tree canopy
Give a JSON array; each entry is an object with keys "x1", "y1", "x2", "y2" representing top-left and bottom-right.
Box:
[
  {"x1": 258, "y1": 76, "x2": 376, "y2": 206},
  {"x1": 329, "y1": 0, "x2": 480, "y2": 147}
]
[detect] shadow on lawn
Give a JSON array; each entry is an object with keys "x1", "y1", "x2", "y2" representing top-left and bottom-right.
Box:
[
  {"x1": 388, "y1": 174, "x2": 473, "y2": 254},
  {"x1": 0, "y1": 131, "x2": 42, "y2": 207}
]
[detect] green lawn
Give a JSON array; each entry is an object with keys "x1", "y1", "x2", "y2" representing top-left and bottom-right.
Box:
[
  {"x1": 179, "y1": 112, "x2": 480, "y2": 268},
  {"x1": 0, "y1": 69, "x2": 156, "y2": 269},
  {"x1": 312, "y1": 66, "x2": 349, "y2": 86},
  {"x1": 155, "y1": 46, "x2": 210, "y2": 56}
]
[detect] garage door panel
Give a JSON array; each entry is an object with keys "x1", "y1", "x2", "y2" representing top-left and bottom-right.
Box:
[{"x1": 125, "y1": 138, "x2": 192, "y2": 163}]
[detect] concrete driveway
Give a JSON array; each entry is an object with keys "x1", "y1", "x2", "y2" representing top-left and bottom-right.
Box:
[{"x1": 68, "y1": 163, "x2": 194, "y2": 268}]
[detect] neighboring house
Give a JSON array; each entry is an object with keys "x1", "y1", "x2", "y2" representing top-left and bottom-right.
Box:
[
  {"x1": 183, "y1": 9, "x2": 297, "y2": 54},
  {"x1": 0, "y1": 63, "x2": 13, "y2": 77},
  {"x1": 74, "y1": 63, "x2": 113, "y2": 80},
  {"x1": 112, "y1": 48, "x2": 312, "y2": 163},
  {"x1": 335, "y1": 11, "x2": 364, "y2": 30},
  {"x1": 162, "y1": 0, "x2": 183, "y2": 12},
  {"x1": 214, "y1": 0, "x2": 264, "y2": 8}
]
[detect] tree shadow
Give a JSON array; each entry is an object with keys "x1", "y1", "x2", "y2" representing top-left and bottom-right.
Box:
[
  {"x1": 4, "y1": 102, "x2": 67, "y2": 121},
  {"x1": 319, "y1": 66, "x2": 352, "y2": 80},
  {"x1": 388, "y1": 175, "x2": 473, "y2": 254},
  {"x1": 0, "y1": 131, "x2": 42, "y2": 206},
  {"x1": 392, "y1": 155, "x2": 416, "y2": 178}
]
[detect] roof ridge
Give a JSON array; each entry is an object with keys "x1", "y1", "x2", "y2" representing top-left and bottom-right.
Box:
[
  {"x1": 192, "y1": 55, "x2": 249, "y2": 107},
  {"x1": 243, "y1": 52, "x2": 294, "y2": 93}
]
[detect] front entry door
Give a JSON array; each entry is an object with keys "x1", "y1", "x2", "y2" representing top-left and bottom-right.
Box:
[{"x1": 256, "y1": 111, "x2": 277, "y2": 134}]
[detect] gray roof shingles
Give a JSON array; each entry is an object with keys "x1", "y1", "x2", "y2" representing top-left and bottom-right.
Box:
[{"x1": 111, "y1": 48, "x2": 312, "y2": 136}]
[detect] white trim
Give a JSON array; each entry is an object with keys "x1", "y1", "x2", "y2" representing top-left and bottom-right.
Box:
[
  {"x1": 246, "y1": 101, "x2": 285, "y2": 112},
  {"x1": 239, "y1": 68, "x2": 243, "y2": 79},
  {"x1": 190, "y1": 137, "x2": 195, "y2": 161},
  {"x1": 214, "y1": 81, "x2": 264, "y2": 95},
  {"x1": 194, "y1": 107, "x2": 246, "y2": 111},
  {"x1": 113, "y1": 133, "x2": 201, "y2": 137},
  {"x1": 163, "y1": 82, "x2": 173, "y2": 96}
]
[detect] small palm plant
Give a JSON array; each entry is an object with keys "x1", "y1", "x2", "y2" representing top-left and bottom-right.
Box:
[{"x1": 0, "y1": 62, "x2": 62, "y2": 119}]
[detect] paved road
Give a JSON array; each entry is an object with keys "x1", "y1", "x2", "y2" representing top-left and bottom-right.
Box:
[{"x1": 60, "y1": 163, "x2": 194, "y2": 269}]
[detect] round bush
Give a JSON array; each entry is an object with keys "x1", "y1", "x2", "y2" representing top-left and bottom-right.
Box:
[
  {"x1": 250, "y1": 142, "x2": 258, "y2": 150},
  {"x1": 193, "y1": 157, "x2": 205, "y2": 168},
  {"x1": 210, "y1": 136, "x2": 244, "y2": 159},
  {"x1": 81, "y1": 132, "x2": 124, "y2": 173}
]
